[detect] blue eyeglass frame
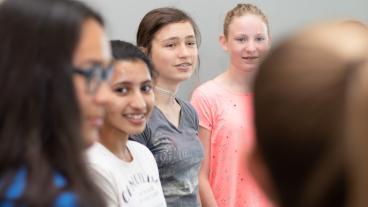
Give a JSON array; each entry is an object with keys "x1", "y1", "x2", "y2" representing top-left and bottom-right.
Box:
[{"x1": 73, "y1": 63, "x2": 114, "y2": 94}]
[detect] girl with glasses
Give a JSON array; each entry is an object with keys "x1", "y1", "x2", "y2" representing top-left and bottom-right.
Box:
[{"x1": 0, "y1": 0, "x2": 112, "y2": 206}]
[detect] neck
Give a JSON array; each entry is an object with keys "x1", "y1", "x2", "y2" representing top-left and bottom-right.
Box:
[
  {"x1": 154, "y1": 84, "x2": 178, "y2": 106},
  {"x1": 222, "y1": 65, "x2": 255, "y2": 92},
  {"x1": 98, "y1": 124, "x2": 132, "y2": 161}
]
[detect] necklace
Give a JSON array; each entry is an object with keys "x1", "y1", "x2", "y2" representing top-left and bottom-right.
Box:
[{"x1": 154, "y1": 86, "x2": 177, "y2": 103}]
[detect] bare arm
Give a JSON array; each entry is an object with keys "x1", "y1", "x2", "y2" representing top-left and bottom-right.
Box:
[{"x1": 198, "y1": 126, "x2": 218, "y2": 207}]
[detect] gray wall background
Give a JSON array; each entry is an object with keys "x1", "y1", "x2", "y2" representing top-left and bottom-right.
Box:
[{"x1": 81, "y1": 0, "x2": 367, "y2": 100}]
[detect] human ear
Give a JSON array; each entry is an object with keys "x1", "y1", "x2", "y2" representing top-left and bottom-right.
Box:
[
  {"x1": 219, "y1": 35, "x2": 228, "y2": 52},
  {"x1": 139, "y1": 46, "x2": 148, "y2": 55}
]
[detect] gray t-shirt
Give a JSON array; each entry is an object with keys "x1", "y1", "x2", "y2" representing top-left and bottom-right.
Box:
[{"x1": 130, "y1": 98, "x2": 204, "y2": 207}]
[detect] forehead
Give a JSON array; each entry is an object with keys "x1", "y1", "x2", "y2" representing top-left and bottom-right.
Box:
[
  {"x1": 228, "y1": 14, "x2": 268, "y2": 35},
  {"x1": 153, "y1": 21, "x2": 196, "y2": 41},
  {"x1": 73, "y1": 19, "x2": 111, "y2": 66},
  {"x1": 112, "y1": 59, "x2": 150, "y2": 81}
]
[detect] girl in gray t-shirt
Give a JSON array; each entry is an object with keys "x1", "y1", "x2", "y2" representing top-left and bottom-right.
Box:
[{"x1": 131, "y1": 7, "x2": 204, "y2": 207}]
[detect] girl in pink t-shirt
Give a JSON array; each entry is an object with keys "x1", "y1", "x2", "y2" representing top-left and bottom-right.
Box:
[{"x1": 191, "y1": 3, "x2": 273, "y2": 207}]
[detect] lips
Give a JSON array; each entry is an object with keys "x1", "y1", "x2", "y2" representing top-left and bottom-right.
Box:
[
  {"x1": 242, "y1": 56, "x2": 259, "y2": 63},
  {"x1": 175, "y1": 62, "x2": 192, "y2": 71},
  {"x1": 242, "y1": 56, "x2": 258, "y2": 59},
  {"x1": 123, "y1": 113, "x2": 146, "y2": 125}
]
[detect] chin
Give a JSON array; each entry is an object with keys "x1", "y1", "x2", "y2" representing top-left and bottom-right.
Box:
[
  {"x1": 239, "y1": 65, "x2": 258, "y2": 72},
  {"x1": 177, "y1": 74, "x2": 193, "y2": 82},
  {"x1": 127, "y1": 126, "x2": 146, "y2": 135}
]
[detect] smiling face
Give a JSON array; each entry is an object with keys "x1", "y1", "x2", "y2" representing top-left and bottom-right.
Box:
[
  {"x1": 221, "y1": 14, "x2": 271, "y2": 72},
  {"x1": 103, "y1": 59, "x2": 154, "y2": 136},
  {"x1": 149, "y1": 21, "x2": 198, "y2": 85},
  {"x1": 73, "y1": 19, "x2": 112, "y2": 147}
]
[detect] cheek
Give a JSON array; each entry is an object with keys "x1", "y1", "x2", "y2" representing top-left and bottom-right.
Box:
[
  {"x1": 190, "y1": 47, "x2": 199, "y2": 57},
  {"x1": 258, "y1": 44, "x2": 271, "y2": 54},
  {"x1": 105, "y1": 97, "x2": 123, "y2": 115},
  {"x1": 229, "y1": 46, "x2": 243, "y2": 57},
  {"x1": 151, "y1": 53, "x2": 169, "y2": 70},
  {"x1": 73, "y1": 77, "x2": 88, "y2": 112},
  {"x1": 145, "y1": 94, "x2": 155, "y2": 112},
  {"x1": 151, "y1": 47, "x2": 169, "y2": 63}
]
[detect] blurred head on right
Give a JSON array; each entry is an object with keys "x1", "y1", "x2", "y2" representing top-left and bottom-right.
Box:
[{"x1": 252, "y1": 20, "x2": 368, "y2": 207}]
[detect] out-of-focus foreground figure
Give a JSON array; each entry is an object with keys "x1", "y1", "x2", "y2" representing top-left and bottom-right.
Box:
[
  {"x1": 252, "y1": 20, "x2": 368, "y2": 207},
  {"x1": 0, "y1": 0, "x2": 112, "y2": 206}
]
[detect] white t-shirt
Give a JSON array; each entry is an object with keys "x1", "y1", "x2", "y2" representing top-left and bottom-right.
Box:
[{"x1": 86, "y1": 141, "x2": 167, "y2": 207}]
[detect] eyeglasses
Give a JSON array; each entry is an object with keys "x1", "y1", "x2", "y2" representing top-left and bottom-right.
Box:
[{"x1": 73, "y1": 63, "x2": 113, "y2": 95}]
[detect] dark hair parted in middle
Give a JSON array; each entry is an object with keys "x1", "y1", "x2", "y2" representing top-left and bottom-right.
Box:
[
  {"x1": 136, "y1": 7, "x2": 201, "y2": 54},
  {"x1": 110, "y1": 40, "x2": 155, "y2": 78},
  {"x1": 0, "y1": 0, "x2": 105, "y2": 206}
]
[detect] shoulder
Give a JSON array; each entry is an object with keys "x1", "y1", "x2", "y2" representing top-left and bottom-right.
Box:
[
  {"x1": 53, "y1": 174, "x2": 78, "y2": 206},
  {"x1": 191, "y1": 80, "x2": 223, "y2": 105},
  {"x1": 1, "y1": 169, "x2": 78, "y2": 207},
  {"x1": 194, "y1": 80, "x2": 217, "y2": 92},
  {"x1": 128, "y1": 141, "x2": 155, "y2": 159},
  {"x1": 54, "y1": 191, "x2": 78, "y2": 207},
  {"x1": 128, "y1": 140, "x2": 152, "y2": 154},
  {"x1": 193, "y1": 80, "x2": 220, "y2": 96},
  {"x1": 129, "y1": 124, "x2": 152, "y2": 146},
  {"x1": 177, "y1": 98, "x2": 199, "y2": 128},
  {"x1": 85, "y1": 143, "x2": 116, "y2": 171},
  {"x1": 2, "y1": 169, "x2": 27, "y2": 201},
  {"x1": 86, "y1": 143, "x2": 106, "y2": 160},
  {"x1": 177, "y1": 98, "x2": 197, "y2": 116},
  {"x1": 128, "y1": 141, "x2": 157, "y2": 167}
]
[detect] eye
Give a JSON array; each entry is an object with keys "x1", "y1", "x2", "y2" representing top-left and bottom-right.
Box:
[
  {"x1": 235, "y1": 38, "x2": 247, "y2": 43},
  {"x1": 141, "y1": 84, "x2": 152, "y2": 93},
  {"x1": 255, "y1": 37, "x2": 265, "y2": 42},
  {"x1": 165, "y1": 43, "x2": 176, "y2": 48},
  {"x1": 186, "y1": 41, "x2": 197, "y2": 47},
  {"x1": 114, "y1": 86, "x2": 128, "y2": 95}
]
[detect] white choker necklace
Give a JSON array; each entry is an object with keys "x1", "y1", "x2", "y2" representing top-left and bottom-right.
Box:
[{"x1": 154, "y1": 86, "x2": 177, "y2": 102}]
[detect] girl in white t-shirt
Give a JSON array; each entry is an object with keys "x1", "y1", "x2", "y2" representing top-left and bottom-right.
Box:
[{"x1": 86, "y1": 40, "x2": 166, "y2": 207}]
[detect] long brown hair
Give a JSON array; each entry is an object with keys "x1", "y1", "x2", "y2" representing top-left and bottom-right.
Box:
[
  {"x1": 136, "y1": 7, "x2": 201, "y2": 55},
  {"x1": 0, "y1": 0, "x2": 106, "y2": 206}
]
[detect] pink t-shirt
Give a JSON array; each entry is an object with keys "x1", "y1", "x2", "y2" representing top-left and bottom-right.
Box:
[{"x1": 191, "y1": 80, "x2": 272, "y2": 207}]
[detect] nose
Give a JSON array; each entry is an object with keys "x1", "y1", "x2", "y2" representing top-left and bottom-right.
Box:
[
  {"x1": 246, "y1": 40, "x2": 256, "y2": 53},
  {"x1": 130, "y1": 91, "x2": 146, "y2": 110},
  {"x1": 93, "y1": 82, "x2": 111, "y2": 105},
  {"x1": 177, "y1": 43, "x2": 190, "y2": 58}
]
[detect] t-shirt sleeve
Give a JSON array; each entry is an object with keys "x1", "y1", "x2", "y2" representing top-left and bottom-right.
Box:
[
  {"x1": 141, "y1": 145, "x2": 161, "y2": 179},
  {"x1": 191, "y1": 88, "x2": 214, "y2": 131},
  {"x1": 87, "y1": 164, "x2": 119, "y2": 207}
]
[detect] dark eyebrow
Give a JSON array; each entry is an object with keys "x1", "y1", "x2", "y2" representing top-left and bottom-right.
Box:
[
  {"x1": 142, "y1": 80, "x2": 153, "y2": 85},
  {"x1": 112, "y1": 79, "x2": 152, "y2": 86},
  {"x1": 185, "y1": 35, "x2": 196, "y2": 39},
  {"x1": 82, "y1": 60, "x2": 104, "y2": 67},
  {"x1": 162, "y1": 35, "x2": 196, "y2": 42},
  {"x1": 80, "y1": 59, "x2": 114, "y2": 69},
  {"x1": 162, "y1": 37, "x2": 179, "y2": 42}
]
